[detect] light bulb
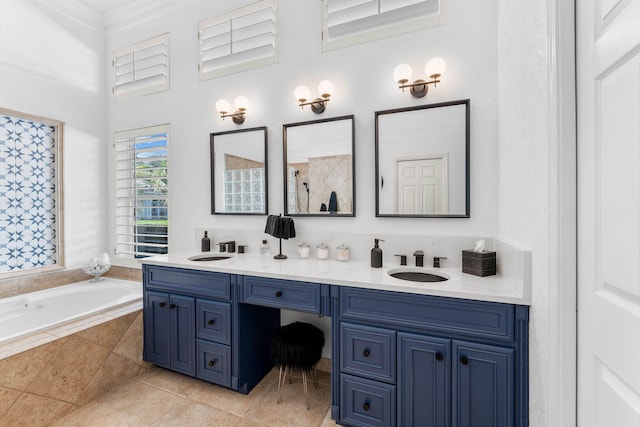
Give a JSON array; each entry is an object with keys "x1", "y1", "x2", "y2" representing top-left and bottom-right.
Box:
[
  {"x1": 234, "y1": 96, "x2": 250, "y2": 111},
  {"x1": 318, "y1": 80, "x2": 334, "y2": 98},
  {"x1": 216, "y1": 99, "x2": 230, "y2": 114},
  {"x1": 425, "y1": 57, "x2": 446, "y2": 78},
  {"x1": 294, "y1": 85, "x2": 310, "y2": 102},
  {"x1": 393, "y1": 64, "x2": 413, "y2": 83}
]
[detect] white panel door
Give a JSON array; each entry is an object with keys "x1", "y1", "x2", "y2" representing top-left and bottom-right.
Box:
[
  {"x1": 396, "y1": 156, "x2": 447, "y2": 214},
  {"x1": 577, "y1": 0, "x2": 640, "y2": 425}
]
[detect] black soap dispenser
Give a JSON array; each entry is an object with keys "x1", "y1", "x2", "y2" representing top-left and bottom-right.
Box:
[
  {"x1": 371, "y1": 239, "x2": 384, "y2": 268},
  {"x1": 201, "y1": 231, "x2": 211, "y2": 252}
]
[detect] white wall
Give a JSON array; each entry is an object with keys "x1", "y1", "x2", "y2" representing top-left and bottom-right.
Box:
[
  {"x1": 0, "y1": 0, "x2": 108, "y2": 269},
  {"x1": 104, "y1": 0, "x2": 500, "y2": 257}
]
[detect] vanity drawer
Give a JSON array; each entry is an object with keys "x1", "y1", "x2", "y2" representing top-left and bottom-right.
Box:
[
  {"x1": 341, "y1": 374, "x2": 396, "y2": 427},
  {"x1": 341, "y1": 323, "x2": 396, "y2": 384},
  {"x1": 340, "y1": 287, "x2": 515, "y2": 342},
  {"x1": 145, "y1": 265, "x2": 231, "y2": 300},
  {"x1": 243, "y1": 276, "x2": 321, "y2": 314},
  {"x1": 196, "y1": 299, "x2": 231, "y2": 345},
  {"x1": 196, "y1": 340, "x2": 231, "y2": 387}
]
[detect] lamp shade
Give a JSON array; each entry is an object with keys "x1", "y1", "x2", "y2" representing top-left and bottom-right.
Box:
[
  {"x1": 425, "y1": 57, "x2": 446, "y2": 78},
  {"x1": 393, "y1": 63, "x2": 413, "y2": 83},
  {"x1": 318, "y1": 80, "x2": 334, "y2": 98},
  {"x1": 216, "y1": 99, "x2": 231, "y2": 114},
  {"x1": 234, "y1": 96, "x2": 250, "y2": 110},
  {"x1": 294, "y1": 85, "x2": 310, "y2": 102}
]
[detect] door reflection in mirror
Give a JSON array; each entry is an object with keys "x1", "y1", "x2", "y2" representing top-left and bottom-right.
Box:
[
  {"x1": 283, "y1": 115, "x2": 355, "y2": 217},
  {"x1": 210, "y1": 126, "x2": 268, "y2": 215},
  {"x1": 376, "y1": 100, "x2": 469, "y2": 218}
]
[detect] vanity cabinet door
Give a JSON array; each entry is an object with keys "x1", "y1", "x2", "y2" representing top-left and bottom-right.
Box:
[
  {"x1": 398, "y1": 332, "x2": 451, "y2": 427},
  {"x1": 452, "y1": 340, "x2": 514, "y2": 427},
  {"x1": 144, "y1": 291, "x2": 170, "y2": 368},
  {"x1": 169, "y1": 295, "x2": 196, "y2": 376}
]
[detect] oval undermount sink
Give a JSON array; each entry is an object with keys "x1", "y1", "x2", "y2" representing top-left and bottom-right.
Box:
[
  {"x1": 387, "y1": 268, "x2": 449, "y2": 283},
  {"x1": 188, "y1": 255, "x2": 232, "y2": 261}
]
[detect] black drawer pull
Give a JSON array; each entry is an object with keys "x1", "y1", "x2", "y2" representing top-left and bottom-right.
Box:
[
  {"x1": 159, "y1": 302, "x2": 166, "y2": 307},
  {"x1": 169, "y1": 304, "x2": 176, "y2": 309},
  {"x1": 436, "y1": 352, "x2": 444, "y2": 361},
  {"x1": 208, "y1": 319, "x2": 215, "y2": 326},
  {"x1": 362, "y1": 349, "x2": 371, "y2": 357},
  {"x1": 275, "y1": 291, "x2": 283, "y2": 297},
  {"x1": 460, "y1": 356, "x2": 469, "y2": 365},
  {"x1": 362, "y1": 402, "x2": 370, "y2": 411},
  {"x1": 208, "y1": 359, "x2": 216, "y2": 367}
]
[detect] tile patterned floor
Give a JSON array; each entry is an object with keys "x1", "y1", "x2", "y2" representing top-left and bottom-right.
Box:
[{"x1": 53, "y1": 367, "x2": 338, "y2": 426}]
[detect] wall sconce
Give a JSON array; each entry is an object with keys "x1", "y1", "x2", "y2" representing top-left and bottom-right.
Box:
[
  {"x1": 216, "y1": 96, "x2": 249, "y2": 124},
  {"x1": 393, "y1": 57, "x2": 446, "y2": 98},
  {"x1": 294, "y1": 80, "x2": 334, "y2": 114}
]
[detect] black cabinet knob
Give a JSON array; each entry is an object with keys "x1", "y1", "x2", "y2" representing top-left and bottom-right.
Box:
[
  {"x1": 362, "y1": 402, "x2": 370, "y2": 411},
  {"x1": 208, "y1": 360, "x2": 216, "y2": 367},
  {"x1": 208, "y1": 319, "x2": 215, "y2": 326},
  {"x1": 363, "y1": 349, "x2": 370, "y2": 357},
  {"x1": 169, "y1": 304, "x2": 176, "y2": 309},
  {"x1": 460, "y1": 356, "x2": 469, "y2": 365},
  {"x1": 159, "y1": 302, "x2": 166, "y2": 307},
  {"x1": 275, "y1": 291, "x2": 283, "y2": 297},
  {"x1": 436, "y1": 352, "x2": 444, "y2": 361}
]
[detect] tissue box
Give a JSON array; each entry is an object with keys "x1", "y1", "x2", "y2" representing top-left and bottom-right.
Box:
[{"x1": 462, "y1": 250, "x2": 496, "y2": 277}]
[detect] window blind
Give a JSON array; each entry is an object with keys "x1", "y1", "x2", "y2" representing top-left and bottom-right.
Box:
[
  {"x1": 113, "y1": 33, "x2": 169, "y2": 101},
  {"x1": 198, "y1": 0, "x2": 277, "y2": 80},
  {"x1": 114, "y1": 125, "x2": 169, "y2": 259},
  {"x1": 323, "y1": 0, "x2": 443, "y2": 51}
]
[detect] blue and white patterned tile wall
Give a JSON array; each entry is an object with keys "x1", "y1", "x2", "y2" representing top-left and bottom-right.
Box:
[{"x1": 0, "y1": 114, "x2": 58, "y2": 273}]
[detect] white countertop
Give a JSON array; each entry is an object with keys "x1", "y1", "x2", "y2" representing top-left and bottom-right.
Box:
[{"x1": 141, "y1": 251, "x2": 531, "y2": 306}]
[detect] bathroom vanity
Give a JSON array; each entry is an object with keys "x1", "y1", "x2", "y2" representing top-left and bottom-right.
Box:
[{"x1": 141, "y1": 252, "x2": 529, "y2": 427}]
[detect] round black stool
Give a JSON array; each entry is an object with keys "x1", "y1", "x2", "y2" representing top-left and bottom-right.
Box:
[{"x1": 270, "y1": 322, "x2": 325, "y2": 409}]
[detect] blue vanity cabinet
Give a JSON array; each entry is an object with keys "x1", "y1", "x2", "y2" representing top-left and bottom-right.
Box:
[
  {"x1": 143, "y1": 265, "x2": 232, "y2": 385},
  {"x1": 337, "y1": 287, "x2": 528, "y2": 427},
  {"x1": 143, "y1": 291, "x2": 196, "y2": 376}
]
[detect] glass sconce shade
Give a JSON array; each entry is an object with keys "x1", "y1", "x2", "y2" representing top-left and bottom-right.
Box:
[
  {"x1": 234, "y1": 96, "x2": 250, "y2": 110},
  {"x1": 393, "y1": 63, "x2": 413, "y2": 83},
  {"x1": 295, "y1": 85, "x2": 310, "y2": 102},
  {"x1": 425, "y1": 57, "x2": 446, "y2": 78},
  {"x1": 216, "y1": 99, "x2": 231, "y2": 114},
  {"x1": 318, "y1": 80, "x2": 334, "y2": 98}
]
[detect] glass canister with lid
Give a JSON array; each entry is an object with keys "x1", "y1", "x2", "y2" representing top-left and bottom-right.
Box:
[
  {"x1": 316, "y1": 243, "x2": 329, "y2": 260},
  {"x1": 336, "y1": 243, "x2": 350, "y2": 261},
  {"x1": 298, "y1": 242, "x2": 311, "y2": 258}
]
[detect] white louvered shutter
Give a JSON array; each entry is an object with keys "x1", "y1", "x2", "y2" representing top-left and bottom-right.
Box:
[
  {"x1": 199, "y1": 0, "x2": 277, "y2": 80},
  {"x1": 323, "y1": 0, "x2": 444, "y2": 51},
  {"x1": 113, "y1": 33, "x2": 169, "y2": 101},
  {"x1": 114, "y1": 125, "x2": 169, "y2": 259}
]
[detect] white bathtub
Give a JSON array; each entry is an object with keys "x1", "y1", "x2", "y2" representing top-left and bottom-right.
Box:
[{"x1": 0, "y1": 278, "x2": 142, "y2": 345}]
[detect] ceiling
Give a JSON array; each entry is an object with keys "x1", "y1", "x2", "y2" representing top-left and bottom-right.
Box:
[{"x1": 82, "y1": 0, "x2": 134, "y2": 13}]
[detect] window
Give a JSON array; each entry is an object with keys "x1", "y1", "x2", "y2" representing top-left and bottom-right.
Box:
[
  {"x1": 322, "y1": 0, "x2": 445, "y2": 51},
  {"x1": 113, "y1": 33, "x2": 169, "y2": 101},
  {"x1": 114, "y1": 125, "x2": 169, "y2": 259},
  {"x1": 198, "y1": 0, "x2": 277, "y2": 80},
  {"x1": 0, "y1": 108, "x2": 63, "y2": 276}
]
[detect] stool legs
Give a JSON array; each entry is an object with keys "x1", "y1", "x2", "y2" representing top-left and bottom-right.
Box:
[
  {"x1": 277, "y1": 365, "x2": 288, "y2": 404},
  {"x1": 276, "y1": 366, "x2": 315, "y2": 410}
]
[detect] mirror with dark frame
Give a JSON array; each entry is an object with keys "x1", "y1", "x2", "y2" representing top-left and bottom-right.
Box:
[
  {"x1": 375, "y1": 99, "x2": 470, "y2": 218},
  {"x1": 283, "y1": 115, "x2": 355, "y2": 217},
  {"x1": 210, "y1": 126, "x2": 268, "y2": 215}
]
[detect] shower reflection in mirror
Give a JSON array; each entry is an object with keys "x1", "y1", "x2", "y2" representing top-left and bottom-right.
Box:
[{"x1": 283, "y1": 115, "x2": 355, "y2": 217}]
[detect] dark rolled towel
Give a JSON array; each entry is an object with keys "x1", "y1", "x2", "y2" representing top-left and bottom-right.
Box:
[{"x1": 328, "y1": 191, "x2": 338, "y2": 213}]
